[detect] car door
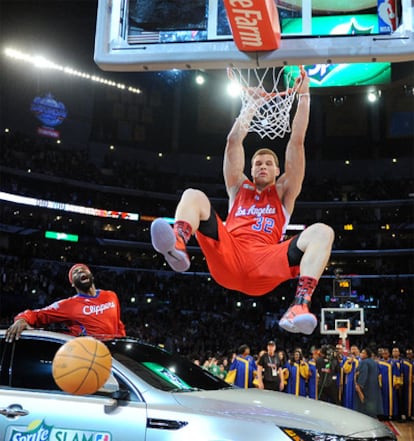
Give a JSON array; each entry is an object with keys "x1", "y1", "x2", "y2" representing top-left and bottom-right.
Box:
[{"x1": 0, "y1": 335, "x2": 147, "y2": 441}]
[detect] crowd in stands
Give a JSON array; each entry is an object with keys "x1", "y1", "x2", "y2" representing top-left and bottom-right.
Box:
[
  {"x1": 1, "y1": 132, "x2": 413, "y2": 278},
  {"x1": 1, "y1": 256, "x2": 412, "y2": 361},
  {"x1": 1, "y1": 131, "x2": 413, "y2": 203},
  {"x1": 1, "y1": 201, "x2": 412, "y2": 273}
]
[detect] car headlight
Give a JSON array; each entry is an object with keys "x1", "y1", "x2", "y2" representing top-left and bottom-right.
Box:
[{"x1": 281, "y1": 427, "x2": 397, "y2": 441}]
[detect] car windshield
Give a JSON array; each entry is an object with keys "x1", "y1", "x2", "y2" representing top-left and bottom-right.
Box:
[{"x1": 106, "y1": 339, "x2": 230, "y2": 392}]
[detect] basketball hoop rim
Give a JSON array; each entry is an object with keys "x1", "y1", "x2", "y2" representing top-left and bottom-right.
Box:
[
  {"x1": 337, "y1": 327, "x2": 349, "y2": 339},
  {"x1": 226, "y1": 65, "x2": 304, "y2": 99},
  {"x1": 226, "y1": 65, "x2": 305, "y2": 140}
]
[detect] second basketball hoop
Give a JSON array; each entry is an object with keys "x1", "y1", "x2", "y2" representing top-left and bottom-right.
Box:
[{"x1": 227, "y1": 66, "x2": 304, "y2": 140}]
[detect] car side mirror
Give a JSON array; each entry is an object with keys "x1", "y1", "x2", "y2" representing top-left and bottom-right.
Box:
[
  {"x1": 98, "y1": 373, "x2": 119, "y2": 394},
  {"x1": 104, "y1": 389, "x2": 130, "y2": 414},
  {"x1": 112, "y1": 389, "x2": 130, "y2": 401}
]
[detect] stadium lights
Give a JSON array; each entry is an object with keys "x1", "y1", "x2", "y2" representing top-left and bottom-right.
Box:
[
  {"x1": 227, "y1": 79, "x2": 242, "y2": 98},
  {"x1": 331, "y1": 96, "x2": 346, "y2": 107},
  {"x1": 195, "y1": 73, "x2": 205, "y2": 85},
  {"x1": 403, "y1": 85, "x2": 414, "y2": 97},
  {"x1": 367, "y1": 89, "x2": 381, "y2": 103},
  {"x1": 4, "y1": 47, "x2": 141, "y2": 95},
  {"x1": 0, "y1": 191, "x2": 140, "y2": 221},
  {"x1": 45, "y1": 231, "x2": 79, "y2": 242}
]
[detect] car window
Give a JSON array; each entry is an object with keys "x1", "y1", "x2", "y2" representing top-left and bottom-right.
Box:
[
  {"x1": 106, "y1": 340, "x2": 230, "y2": 391},
  {"x1": 6, "y1": 337, "x2": 141, "y2": 402},
  {"x1": 11, "y1": 338, "x2": 62, "y2": 390}
]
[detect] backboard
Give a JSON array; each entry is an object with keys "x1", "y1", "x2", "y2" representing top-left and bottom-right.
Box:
[
  {"x1": 94, "y1": 0, "x2": 414, "y2": 72},
  {"x1": 320, "y1": 307, "x2": 365, "y2": 335}
]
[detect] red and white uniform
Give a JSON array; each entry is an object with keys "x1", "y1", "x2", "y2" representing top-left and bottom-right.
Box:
[
  {"x1": 196, "y1": 179, "x2": 300, "y2": 296},
  {"x1": 14, "y1": 289, "x2": 126, "y2": 339}
]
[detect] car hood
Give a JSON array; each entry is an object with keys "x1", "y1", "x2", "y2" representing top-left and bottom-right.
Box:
[{"x1": 172, "y1": 388, "x2": 393, "y2": 438}]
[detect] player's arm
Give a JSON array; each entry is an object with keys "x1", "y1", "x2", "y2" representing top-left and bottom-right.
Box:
[
  {"x1": 223, "y1": 97, "x2": 258, "y2": 203},
  {"x1": 5, "y1": 300, "x2": 69, "y2": 342},
  {"x1": 5, "y1": 318, "x2": 32, "y2": 342},
  {"x1": 5, "y1": 307, "x2": 50, "y2": 342},
  {"x1": 6, "y1": 310, "x2": 41, "y2": 342},
  {"x1": 278, "y1": 74, "x2": 310, "y2": 214},
  {"x1": 223, "y1": 114, "x2": 248, "y2": 202}
]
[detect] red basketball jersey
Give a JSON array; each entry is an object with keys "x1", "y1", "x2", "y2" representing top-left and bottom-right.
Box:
[
  {"x1": 225, "y1": 179, "x2": 289, "y2": 244},
  {"x1": 196, "y1": 179, "x2": 299, "y2": 295},
  {"x1": 15, "y1": 289, "x2": 126, "y2": 339}
]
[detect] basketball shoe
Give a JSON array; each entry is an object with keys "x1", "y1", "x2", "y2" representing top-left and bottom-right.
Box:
[
  {"x1": 279, "y1": 301, "x2": 317, "y2": 335},
  {"x1": 151, "y1": 218, "x2": 190, "y2": 272}
]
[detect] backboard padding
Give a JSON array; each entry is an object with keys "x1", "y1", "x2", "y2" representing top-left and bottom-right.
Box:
[{"x1": 94, "y1": 0, "x2": 414, "y2": 71}]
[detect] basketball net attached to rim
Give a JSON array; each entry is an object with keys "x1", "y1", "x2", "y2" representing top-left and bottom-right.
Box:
[
  {"x1": 338, "y1": 327, "x2": 348, "y2": 343},
  {"x1": 227, "y1": 66, "x2": 305, "y2": 140},
  {"x1": 223, "y1": 0, "x2": 305, "y2": 140},
  {"x1": 336, "y1": 319, "x2": 351, "y2": 355}
]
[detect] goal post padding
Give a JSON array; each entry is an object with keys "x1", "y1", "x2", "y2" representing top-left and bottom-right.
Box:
[{"x1": 223, "y1": 0, "x2": 281, "y2": 52}]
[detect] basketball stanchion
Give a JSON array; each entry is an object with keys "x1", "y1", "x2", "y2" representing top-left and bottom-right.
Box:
[{"x1": 227, "y1": 65, "x2": 305, "y2": 140}]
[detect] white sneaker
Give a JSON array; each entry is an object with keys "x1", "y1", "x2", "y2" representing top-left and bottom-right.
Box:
[
  {"x1": 279, "y1": 304, "x2": 317, "y2": 335},
  {"x1": 278, "y1": 317, "x2": 301, "y2": 333},
  {"x1": 151, "y1": 218, "x2": 190, "y2": 272}
]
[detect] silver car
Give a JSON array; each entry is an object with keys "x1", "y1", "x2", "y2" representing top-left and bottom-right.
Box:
[{"x1": 0, "y1": 330, "x2": 396, "y2": 441}]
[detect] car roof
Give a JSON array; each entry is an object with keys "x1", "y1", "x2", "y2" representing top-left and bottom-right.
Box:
[{"x1": 0, "y1": 329, "x2": 164, "y2": 351}]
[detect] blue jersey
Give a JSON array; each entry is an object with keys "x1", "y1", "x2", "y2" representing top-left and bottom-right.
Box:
[
  {"x1": 378, "y1": 359, "x2": 398, "y2": 418},
  {"x1": 287, "y1": 361, "x2": 308, "y2": 397},
  {"x1": 307, "y1": 359, "x2": 318, "y2": 399},
  {"x1": 402, "y1": 358, "x2": 414, "y2": 417},
  {"x1": 228, "y1": 355, "x2": 257, "y2": 388},
  {"x1": 342, "y1": 356, "x2": 360, "y2": 409}
]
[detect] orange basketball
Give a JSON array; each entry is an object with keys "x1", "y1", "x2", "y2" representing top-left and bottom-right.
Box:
[{"x1": 52, "y1": 336, "x2": 112, "y2": 395}]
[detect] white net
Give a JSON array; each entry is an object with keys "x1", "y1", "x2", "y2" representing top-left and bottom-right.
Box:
[
  {"x1": 338, "y1": 328, "x2": 348, "y2": 341},
  {"x1": 228, "y1": 66, "x2": 301, "y2": 140}
]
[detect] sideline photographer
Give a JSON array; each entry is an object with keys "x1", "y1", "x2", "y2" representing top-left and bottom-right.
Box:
[{"x1": 316, "y1": 345, "x2": 340, "y2": 404}]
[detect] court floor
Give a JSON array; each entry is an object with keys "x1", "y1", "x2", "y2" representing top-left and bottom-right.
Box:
[{"x1": 386, "y1": 421, "x2": 414, "y2": 440}]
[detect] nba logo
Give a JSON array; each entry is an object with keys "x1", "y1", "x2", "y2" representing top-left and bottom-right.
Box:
[
  {"x1": 377, "y1": 0, "x2": 397, "y2": 34},
  {"x1": 95, "y1": 434, "x2": 110, "y2": 441}
]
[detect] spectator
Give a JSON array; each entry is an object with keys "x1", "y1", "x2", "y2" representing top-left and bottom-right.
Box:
[
  {"x1": 342, "y1": 345, "x2": 360, "y2": 410},
  {"x1": 402, "y1": 348, "x2": 414, "y2": 421},
  {"x1": 355, "y1": 348, "x2": 383, "y2": 418},
  {"x1": 226, "y1": 344, "x2": 257, "y2": 388},
  {"x1": 378, "y1": 348, "x2": 397, "y2": 420},
  {"x1": 257, "y1": 340, "x2": 284, "y2": 392},
  {"x1": 287, "y1": 349, "x2": 309, "y2": 397},
  {"x1": 316, "y1": 345, "x2": 340, "y2": 404}
]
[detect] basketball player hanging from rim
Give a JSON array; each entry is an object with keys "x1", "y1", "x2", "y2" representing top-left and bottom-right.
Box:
[{"x1": 151, "y1": 70, "x2": 334, "y2": 335}]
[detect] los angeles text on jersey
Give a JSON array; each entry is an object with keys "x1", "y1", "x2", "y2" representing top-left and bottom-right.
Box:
[{"x1": 235, "y1": 203, "x2": 276, "y2": 217}]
